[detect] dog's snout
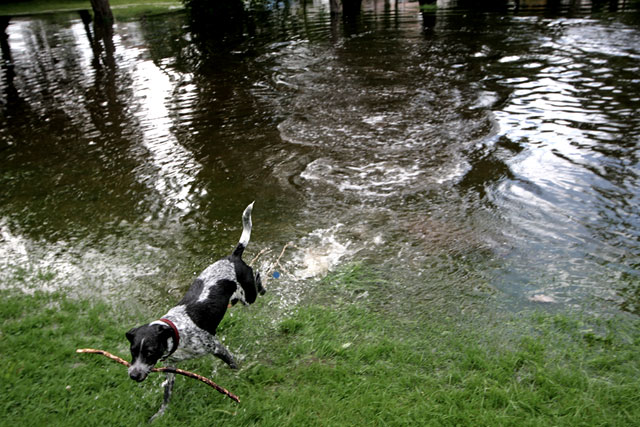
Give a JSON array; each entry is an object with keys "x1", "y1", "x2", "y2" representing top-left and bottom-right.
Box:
[
  {"x1": 128, "y1": 366, "x2": 149, "y2": 382},
  {"x1": 129, "y1": 371, "x2": 147, "y2": 382}
]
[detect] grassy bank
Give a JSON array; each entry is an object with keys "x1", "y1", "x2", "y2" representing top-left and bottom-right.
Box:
[
  {"x1": 0, "y1": 0, "x2": 183, "y2": 19},
  {"x1": 1, "y1": 265, "x2": 639, "y2": 426}
]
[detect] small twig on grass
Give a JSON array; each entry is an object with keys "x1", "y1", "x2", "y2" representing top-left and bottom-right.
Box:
[
  {"x1": 250, "y1": 247, "x2": 272, "y2": 266},
  {"x1": 274, "y1": 242, "x2": 295, "y2": 272},
  {"x1": 76, "y1": 348, "x2": 240, "y2": 403},
  {"x1": 248, "y1": 242, "x2": 297, "y2": 284}
]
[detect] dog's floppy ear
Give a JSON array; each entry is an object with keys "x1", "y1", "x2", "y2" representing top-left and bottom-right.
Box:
[
  {"x1": 157, "y1": 323, "x2": 174, "y2": 341},
  {"x1": 126, "y1": 327, "x2": 139, "y2": 343}
]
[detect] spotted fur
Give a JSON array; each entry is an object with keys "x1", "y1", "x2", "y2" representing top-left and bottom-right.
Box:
[{"x1": 125, "y1": 202, "x2": 264, "y2": 421}]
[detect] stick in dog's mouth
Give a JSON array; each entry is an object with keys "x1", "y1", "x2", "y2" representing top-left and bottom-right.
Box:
[{"x1": 76, "y1": 348, "x2": 240, "y2": 403}]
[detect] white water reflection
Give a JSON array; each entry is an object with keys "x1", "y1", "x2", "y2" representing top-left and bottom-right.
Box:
[
  {"x1": 489, "y1": 16, "x2": 640, "y2": 305},
  {"x1": 3, "y1": 17, "x2": 201, "y2": 216},
  {"x1": 118, "y1": 23, "x2": 201, "y2": 215},
  {"x1": 0, "y1": 16, "x2": 202, "y2": 300},
  {"x1": 2, "y1": 18, "x2": 94, "y2": 125},
  {"x1": 132, "y1": 61, "x2": 200, "y2": 214}
]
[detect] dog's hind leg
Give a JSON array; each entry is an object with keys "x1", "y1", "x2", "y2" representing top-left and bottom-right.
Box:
[{"x1": 149, "y1": 372, "x2": 175, "y2": 423}]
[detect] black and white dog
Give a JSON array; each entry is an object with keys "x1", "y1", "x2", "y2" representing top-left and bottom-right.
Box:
[{"x1": 126, "y1": 202, "x2": 265, "y2": 421}]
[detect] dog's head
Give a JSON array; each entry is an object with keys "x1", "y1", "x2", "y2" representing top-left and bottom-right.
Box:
[
  {"x1": 125, "y1": 324, "x2": 173, "y2": 382},
  {"x1": 230, "y1": 271, "x2": 266, "y2": 306}
]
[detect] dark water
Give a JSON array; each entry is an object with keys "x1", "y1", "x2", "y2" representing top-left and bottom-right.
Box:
[{"x1": 1, "y1": 1, "x2": 639, "y2": 316}]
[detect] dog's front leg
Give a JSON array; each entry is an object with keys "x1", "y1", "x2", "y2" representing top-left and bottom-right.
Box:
[
  {"x1": 212, "y1": 336, "x2": 238, "y2": 369},
  {"x1": 149, "y1": 372, "x2": 175, "y2": 423}
]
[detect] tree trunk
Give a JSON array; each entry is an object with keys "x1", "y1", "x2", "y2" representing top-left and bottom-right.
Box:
[
  {"x1": 330, "y1": 0, "x2": 341, "y2": 14},
  {"x1": 342, "y1": 0, "x2": 362, "y2": 16},
  {"x1": 90, "y1": 0, "x2": 114, "y2": 25}
]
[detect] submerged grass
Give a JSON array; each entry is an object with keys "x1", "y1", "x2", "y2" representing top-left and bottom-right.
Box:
[
  {"x1": 1, "y1": 264, "x2": 639, "y2": 425},
  {"x1": 0, "y1": 0, "x2": 183, "y2": 19}
]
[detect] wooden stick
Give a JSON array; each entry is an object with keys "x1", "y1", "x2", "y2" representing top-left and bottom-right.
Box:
[
  {"x1": 249, "y1": 247, "x2": 272, "y2": 266},
  {"x1": 247, "y1": 242, "x2": 296, "y2": 285},
  {"x1": 76, "y1": 348, "x2": 240, "y2": 403},
  {"x1": 274, "y1": 242, "x2": 296, "y2": 272}
]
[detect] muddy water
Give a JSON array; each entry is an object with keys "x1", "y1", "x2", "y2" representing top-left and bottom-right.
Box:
[{"x1": 1, "y1": 1, "x2": 639, "y2": 316}]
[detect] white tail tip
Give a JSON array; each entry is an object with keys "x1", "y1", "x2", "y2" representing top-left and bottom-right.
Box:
[{"x1": 239, "y1": 202, "x2": 254, "y2": 247}]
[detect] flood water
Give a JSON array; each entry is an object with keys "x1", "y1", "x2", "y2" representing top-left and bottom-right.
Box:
[{"x1": 1, "y1": 1, "x2": 639, "y2": 317}]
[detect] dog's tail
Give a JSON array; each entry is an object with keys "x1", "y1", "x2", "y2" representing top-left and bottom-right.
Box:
[{"x1": 233, "y1": 202, "x2": 254, "y2": 257}]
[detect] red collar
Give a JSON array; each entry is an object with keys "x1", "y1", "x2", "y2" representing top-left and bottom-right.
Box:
[{"x1": 158, "y1": 318, "x2": 180, "y2": 358}]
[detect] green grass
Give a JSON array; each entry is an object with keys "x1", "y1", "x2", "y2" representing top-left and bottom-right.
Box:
[
  {"x1": 0, "y1": 0, "x2": 183, "y2": 19},
  {"x1": 1, "y1": 265, "x2": 639, "y2": 425},
  {"x1": 419, "y1": 4, "x2": 438, "y2": 12}
]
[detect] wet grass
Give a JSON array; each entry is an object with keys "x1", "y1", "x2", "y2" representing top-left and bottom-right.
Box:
[
  {"x1": 1, "y1": 265, "x2": 639, "y2": 426},
  {"x1": 0, "y1": 0, "x2": 183, "y2": 19}
]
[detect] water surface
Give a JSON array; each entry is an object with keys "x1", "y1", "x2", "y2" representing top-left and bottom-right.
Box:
[{"x1": 1, "y1": 0, "x2": 639, "y2": 316}]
